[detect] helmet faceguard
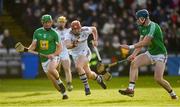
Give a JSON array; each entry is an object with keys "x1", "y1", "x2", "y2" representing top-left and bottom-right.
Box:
[
  {"x1": 58, "y1": 16, "x2": 67, "y2": 23},
  {"x1": 57, "y1": 16, "x2": 67, "y2": 29},
  {"x1": 41, "y1": 14, "x2": 53, "y2": 23},
  {"x1": 135, "y1": 9, "x2": 149, "y2": 25},
  {"x1": 135, "y1": 9, "x2": 149, "y2": 19},
  {"x1": 71, "y1": 20, "x2": 81, "y2": 36},
  {"x1": 41, "y1": 14, "x2": 53, "y2": 29}
]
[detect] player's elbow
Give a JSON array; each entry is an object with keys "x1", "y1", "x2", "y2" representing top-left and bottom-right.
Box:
[
  {"x1": 91, "y1": 27, "x2": 97, "y2": 33},
  {"x1": 141, "y1": 41, "x2": 150, "y2": 47}
]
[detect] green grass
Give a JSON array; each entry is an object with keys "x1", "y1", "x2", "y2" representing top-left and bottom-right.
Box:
[{"x1": 0, "y1": 76, "x2": 180, "y2": 106}]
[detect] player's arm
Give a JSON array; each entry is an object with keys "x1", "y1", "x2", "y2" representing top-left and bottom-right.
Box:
[
  {"x1": 65, "y1": 40, "x2": 74, "y2": 49},
  {"x1": 47, "y1": 42, "x2": 62, "y2": 59},
  {"x1": 130, "y1": 36, "x2": 143, "y2": 56},
  {"x1": 54, "y1": 43, "x2": 62, "y2": 56},
  {"x1": 91, "y1": 27, "x2": 98, "y2": 41},
  {"x1": 133, "y1": 36, "x2": 152, "y2": 48},
  {"x1": 47, "y1": 32, "x2": 62, "y2": 59},
  {"x1": 65, "y1": 39, "x2": 78, "y2": 49},
  {"x1": 120, "y1": 36, "x2": 152, "y2": 50},
  {"x1": 90, "y1": 27, "x2": 98, "y2": 46},
  {"x1": 120, "y1": 23, "x2": 155, "y2": 50},
  {"x1": 54, "y1": 31, "x2": 62, "y2": 56},
  {"x1": 64, "y1": 32, "x2": 78, "y2": 49},
  {"x1": 28, "y1": 40, "x2": 37, "y2": 51}
]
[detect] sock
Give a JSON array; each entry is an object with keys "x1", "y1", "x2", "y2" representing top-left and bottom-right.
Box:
[
  {"x1": 169, "y1": 90, "x2": 176, "y2": 96},
  {"x1": 67, "y1": 82, "x2": 72, "y2": 85},
  {"x1": 128, "y1": 82, "x2": 135, "y2": 90},
  {"x1": 96, "y1": 75, "x2": 101, "y2": 82},
  {"x1": 56, "y1": 78, "x2": 66, "y2": 95},
  {"x1": 79, "y1": 74, "x2": 90, "y2": 89},
  {"x1": 56, "y1": 78, "x2": 63, "y2": 85},
  {"x1": 61, "y1": 92, "x2": 67, "y2": 96}
]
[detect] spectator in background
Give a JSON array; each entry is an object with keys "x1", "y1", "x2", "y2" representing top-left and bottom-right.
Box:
[
  {"x1": 5, "y1": 0, "x2": 180, "y2": 56},
  {"x1": 2, "y1": 29, "x2": 15, "y2": 50},
  {"x1": 0, "y1": 32, "x2": 3, "y2": 48},
  {"x1": 0, "y1": 0, "x2": 3, "y2": 15}
]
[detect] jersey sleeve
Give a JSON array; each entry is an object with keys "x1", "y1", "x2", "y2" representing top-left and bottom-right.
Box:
[
  {"x1": 147, "y1": 22, "x2": 156, "y2": 38},
  {"x1": 82, "y1": 26, "x2": 93, "y2": 35}
]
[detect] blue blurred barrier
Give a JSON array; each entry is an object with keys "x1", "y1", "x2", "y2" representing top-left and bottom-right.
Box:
[
  {"x1": 21, "y1": 53, "x2": 39, "y2": 79},
  {"x1": 167, "y1": 56, "x2": 180, "y2": 76}
]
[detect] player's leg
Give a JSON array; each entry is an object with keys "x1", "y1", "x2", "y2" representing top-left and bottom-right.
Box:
[
  {"x1": 61, "y1": 59, "x2": 73, "y2": 91},
  {"x1": 83, "y1": 63, "x2": 107, "y2": 89},
  {"x1": 119, "y1": 53, "x2": 151, "y2": 97},
  {"x1": 154, "y1": 61, "x2": 178, "y2": 100},
  {"x1": 44, "y1": 59, "x2": 68, "y2": 99},
  {"x1": 75, "y1": 55, "x2": 91, "y2": 95}
]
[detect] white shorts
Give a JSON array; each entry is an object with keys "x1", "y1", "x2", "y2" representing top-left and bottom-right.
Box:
[
  {"x1": 71, "y1": 48, "x2": 91, "y2": 62},
  {"x1": 145, "y1": 51, "x2": 167, "y2": 64},
  {"x1": 59, "y1": 50, "x2": 70, "y2": 61},
  {"x1": 41, "y1": 56, "x2": 60, "y2": 73}
]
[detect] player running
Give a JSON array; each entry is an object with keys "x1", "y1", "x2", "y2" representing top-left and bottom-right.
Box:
[
  {"x1": 118, "y1": 9, "x2": 178, "y2": 100},
  {"x1": 65, "y1": 20, "x2": 107, "y2": 95},
  {"x1": 56, "y1": 16, "x2": 73, "y2": 91},
  {"x1": 28, "y1": 14, "x2": 68, "y2": 99}
]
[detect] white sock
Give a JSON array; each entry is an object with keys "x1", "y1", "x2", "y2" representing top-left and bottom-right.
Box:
[
  {"x1": 56, "y1": 79, "x2": 63, "y2": 85},
  {"x1": 96, "y1": 75, "x2": 101, "y2": 82},
  {"x1": 169, "y1": 90, "x2": 176, "y2": 96},
  {"x1": 61, "y1": 92, "x2": 67, "y2": 96},
  {"x1": 128, "y1": 83, "x2": 135, "y2": 90}
]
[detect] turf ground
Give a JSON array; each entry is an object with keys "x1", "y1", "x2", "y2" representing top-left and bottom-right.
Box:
[{"x1": 0, "y1": 76, "x2": 180, "y2": 107}]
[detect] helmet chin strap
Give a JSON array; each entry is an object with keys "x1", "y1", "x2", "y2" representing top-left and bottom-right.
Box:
[
  {"x1": 44, "y1": 27, "x2": 51, "y2": 31},
  {"x1": 139, "y1": 18, "x2": 146, "y2": 26},
  {"x1": 142, "y1": 18, "x2": 147, "y2": 26}
]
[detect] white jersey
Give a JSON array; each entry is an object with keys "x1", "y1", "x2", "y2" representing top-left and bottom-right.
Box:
[
  {"x1": 66, "y1": 26, "x2": 93, "y2": 61},
  {"x1": 56, "y1": 28, "x2": 70, "y2": 60}
]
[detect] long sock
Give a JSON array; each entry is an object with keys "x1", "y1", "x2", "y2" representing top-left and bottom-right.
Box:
[
  {"x1": 128, "y1": 82, "x2": 135, "y2": 90},
  {"x1": 96, "y1": 75, "x2": 101, "y2": 82},
  {"x1": 168, "y1": 90, "x2": 176, "y2": 96},
  {"x1": 56, "y1": 78, "x2": 63, "y2": 85},
  {"x1": 79, "y1": 74, "x2": 90, "y2": 89},
  {"x1": 56, "y1": 78, "x2": 66, "y2": 95}
]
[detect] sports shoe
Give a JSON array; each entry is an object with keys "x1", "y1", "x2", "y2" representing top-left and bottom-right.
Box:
[
  {"x1": 97, "y1": 75, "x2": 107, "y2": 89},
  {"x1": 171, "y1": 95, "x2": 179, "y2": 100},
  {"x1": 58, "y1": 83, "x2": 66, "y2": 94},
  {"x1": 85, "y1": 87, "x2": 91, "y2": 96},
  {"x1": 119, "y1": 88, "x2": 134, "y2": 97},
  {"x1": 62, "y1": 94, "x2": 68, "y2": 100},
  {"x1": 67, "y1": 82, "x2": 73, "y2": 92}
]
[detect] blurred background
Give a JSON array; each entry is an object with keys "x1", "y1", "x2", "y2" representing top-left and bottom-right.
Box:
[{"x1": 0, "y1": 0, "x2": 180, "y2": 79}]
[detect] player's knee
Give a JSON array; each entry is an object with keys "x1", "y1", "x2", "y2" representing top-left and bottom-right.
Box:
[
  {"x1": 86, "y1": 73, "x2": 91, "y2": 79},
  {"x1": 64, "y1": 67, "x2": 70, "y2": 72},
  {"x1": 47, "y1": 66, "x2": 56, "y2": 73},
  {"x1": 154, "y1": 76, "x2": 163, "y2": 83},
  {"x1": 76, "y1": 64, "x2": 83, "y2": 71},
  {"x1": 131, "y1": 60, "x2": 138, "y2": 69}
]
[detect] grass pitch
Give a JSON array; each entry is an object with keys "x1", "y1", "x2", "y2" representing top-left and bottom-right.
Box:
[{"x1": 0, "y1": 76, "x2": 180, "y2": 107}]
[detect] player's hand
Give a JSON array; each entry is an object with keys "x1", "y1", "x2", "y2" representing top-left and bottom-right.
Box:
[
  {"x1": 127, "y1": 54, "x2": 135, "y2": 61},
  {"x1": 72, "y1": 40, "x2": 79, "y2": 47},
  {"x1": 92, "y1": 40, "x2": 98, "y2": 47},
  {"x1": 47, "y1": 54, "x2": 55, "y2": 59},
  {"x1": 119, "y1": 44, "x2": 129, "y2": 50}
]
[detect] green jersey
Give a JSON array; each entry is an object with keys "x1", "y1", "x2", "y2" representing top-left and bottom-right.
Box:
[
  {"x1": 33, "y1": 27, "x2": 60, "y2": 62},
  {"x1": 138, "y1": 21, "x2": 167, "y2": 55}
]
